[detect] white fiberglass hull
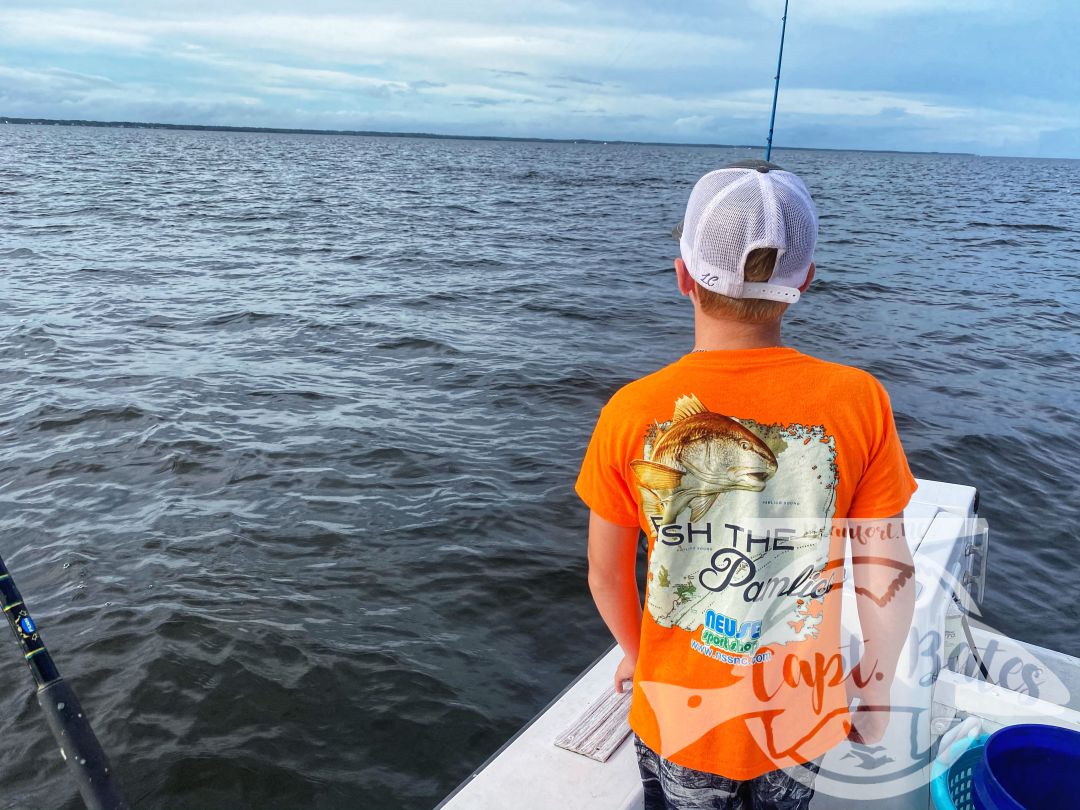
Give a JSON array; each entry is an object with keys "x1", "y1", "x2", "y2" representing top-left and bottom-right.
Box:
[{"x1": 438, "y1": 479, "x2": 1080, "y2": 810}]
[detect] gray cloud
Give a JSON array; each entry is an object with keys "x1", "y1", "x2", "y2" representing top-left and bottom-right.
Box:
[
  {"x1": 0, "y1": 1, "x2": 1075, "y2": 156},
  {"x1": 557, "y1": 75, "x2": 605, "y2": 86}
]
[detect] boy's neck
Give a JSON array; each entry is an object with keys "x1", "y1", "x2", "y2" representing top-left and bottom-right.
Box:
[{"x1": 692, "y1": 314, "x2": 784, "y2": 352}]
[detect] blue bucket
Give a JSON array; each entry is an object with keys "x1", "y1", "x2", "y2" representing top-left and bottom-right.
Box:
[{"x1": 973, "y1": 724, "x2": 1080, "y2": 809}]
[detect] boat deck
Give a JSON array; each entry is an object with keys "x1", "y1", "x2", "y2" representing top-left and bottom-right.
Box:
[{"x1": 438, "y1": 480, "x2": 1010, "y2": 810}]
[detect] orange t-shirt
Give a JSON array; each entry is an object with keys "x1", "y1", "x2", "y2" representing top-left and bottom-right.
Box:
[{"x1": 575, "y1": 347, "x2": 917, "y2": 779}]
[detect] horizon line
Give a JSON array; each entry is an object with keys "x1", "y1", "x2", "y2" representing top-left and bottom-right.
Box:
[{"x1": 0, "y1": 115, "x2": 996, "y2": 159}]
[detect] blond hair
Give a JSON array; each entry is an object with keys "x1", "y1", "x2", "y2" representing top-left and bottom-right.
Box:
[{"x1": 694, "y1": 248, "x2": 788, "y2": 323}]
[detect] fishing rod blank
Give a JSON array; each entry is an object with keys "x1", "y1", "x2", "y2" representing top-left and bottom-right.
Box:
[
  {"x1": 765, "y1": 0, "x2": 790, "y2": 161},
  {"x1": 0, "y1": 553, "x2": 130, "y2": 810}
]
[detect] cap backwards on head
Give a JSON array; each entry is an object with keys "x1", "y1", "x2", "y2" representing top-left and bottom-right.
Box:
[{"x1": 675, "y1": 160, "x2": 818, "y2": 304}]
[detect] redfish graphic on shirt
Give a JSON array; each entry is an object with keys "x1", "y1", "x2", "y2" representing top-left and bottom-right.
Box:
[
  {"x1": 630, "y1": 394, "x2": 839, "y2": 653},
  {"x1": 630, "y1": 395, "x2": 778, "y2": 526}
]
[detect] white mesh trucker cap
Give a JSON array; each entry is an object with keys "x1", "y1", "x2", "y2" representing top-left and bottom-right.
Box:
[{"x1": 673, "y1": 160, "x2": 818, "y2": 304}]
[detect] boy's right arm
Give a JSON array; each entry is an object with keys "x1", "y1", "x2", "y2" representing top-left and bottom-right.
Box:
[
  {"x1": 847, "y1": 512, "x2": 915, "y2": 745},
  {"x1": 587, "y1": 510, "x2": 642, "y2": 693}
]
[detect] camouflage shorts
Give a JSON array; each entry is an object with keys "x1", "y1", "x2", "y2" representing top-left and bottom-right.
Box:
[{"x1": 634, "y1": 736, "x2": 821, "y2": 810}]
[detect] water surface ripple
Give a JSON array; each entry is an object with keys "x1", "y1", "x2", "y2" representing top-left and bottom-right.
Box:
[{"x1": 1, "y1": 125, "x2": 1078, "y2": 809}]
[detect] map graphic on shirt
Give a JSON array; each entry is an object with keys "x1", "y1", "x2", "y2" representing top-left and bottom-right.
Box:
[{"x1": 631, "y1": 394, "x2": 838, "y2": 654}]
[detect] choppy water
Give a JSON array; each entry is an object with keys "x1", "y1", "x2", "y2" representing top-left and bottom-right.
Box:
[{"x1": 1, "y1": 124, "x2": 1078, "y2": 809}]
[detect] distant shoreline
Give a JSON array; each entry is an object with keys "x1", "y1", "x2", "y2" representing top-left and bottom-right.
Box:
[{"x1": 0, "y1": 116, "x2": 978, "y2": 157}]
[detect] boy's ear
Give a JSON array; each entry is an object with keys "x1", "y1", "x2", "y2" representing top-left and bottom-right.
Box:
[
  {"x1": 674, "y1": 257, "x2": 696, "y2": 297},
  {"x1": 798, "y1": 262, "x2": 816, "y2": 293}
]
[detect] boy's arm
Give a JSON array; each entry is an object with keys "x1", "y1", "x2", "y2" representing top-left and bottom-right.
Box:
[
  {"x1": 848, "y1": 512, "x2": 915, "y2": 744},
  {"x1": 587, "y1": 510, "x2": 642, "y2": 693}
]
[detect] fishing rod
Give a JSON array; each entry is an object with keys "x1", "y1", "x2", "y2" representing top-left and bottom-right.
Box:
[
  {"x1": 765, "y1": 0, "x2": 790, "y2": 161},
  {"x1": 0, "y1": 553, "x2": 129, "y2": 810}
]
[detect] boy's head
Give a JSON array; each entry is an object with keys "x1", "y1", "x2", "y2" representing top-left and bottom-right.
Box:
[{"x1": 673, "y1": 160, "x2": 818, "y2": 323}]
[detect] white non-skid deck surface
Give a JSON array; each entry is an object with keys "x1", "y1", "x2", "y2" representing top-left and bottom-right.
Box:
[{"x1": 438, "y1": 644, "x2": 640, "y2": 810}]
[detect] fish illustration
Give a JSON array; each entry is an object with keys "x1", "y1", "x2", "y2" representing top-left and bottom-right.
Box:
[{"x1": 631, "y1": 394, "x2": 777, "y2": 526}]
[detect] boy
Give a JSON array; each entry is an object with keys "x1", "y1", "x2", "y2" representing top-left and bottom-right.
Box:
[{"x1": 575, "y1": 160, "x2": 917, "y2": 809}]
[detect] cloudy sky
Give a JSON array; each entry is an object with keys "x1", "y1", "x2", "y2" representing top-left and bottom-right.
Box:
[{"x1": 1, "y1": 0, "x2": 1077, "y2": 158}]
